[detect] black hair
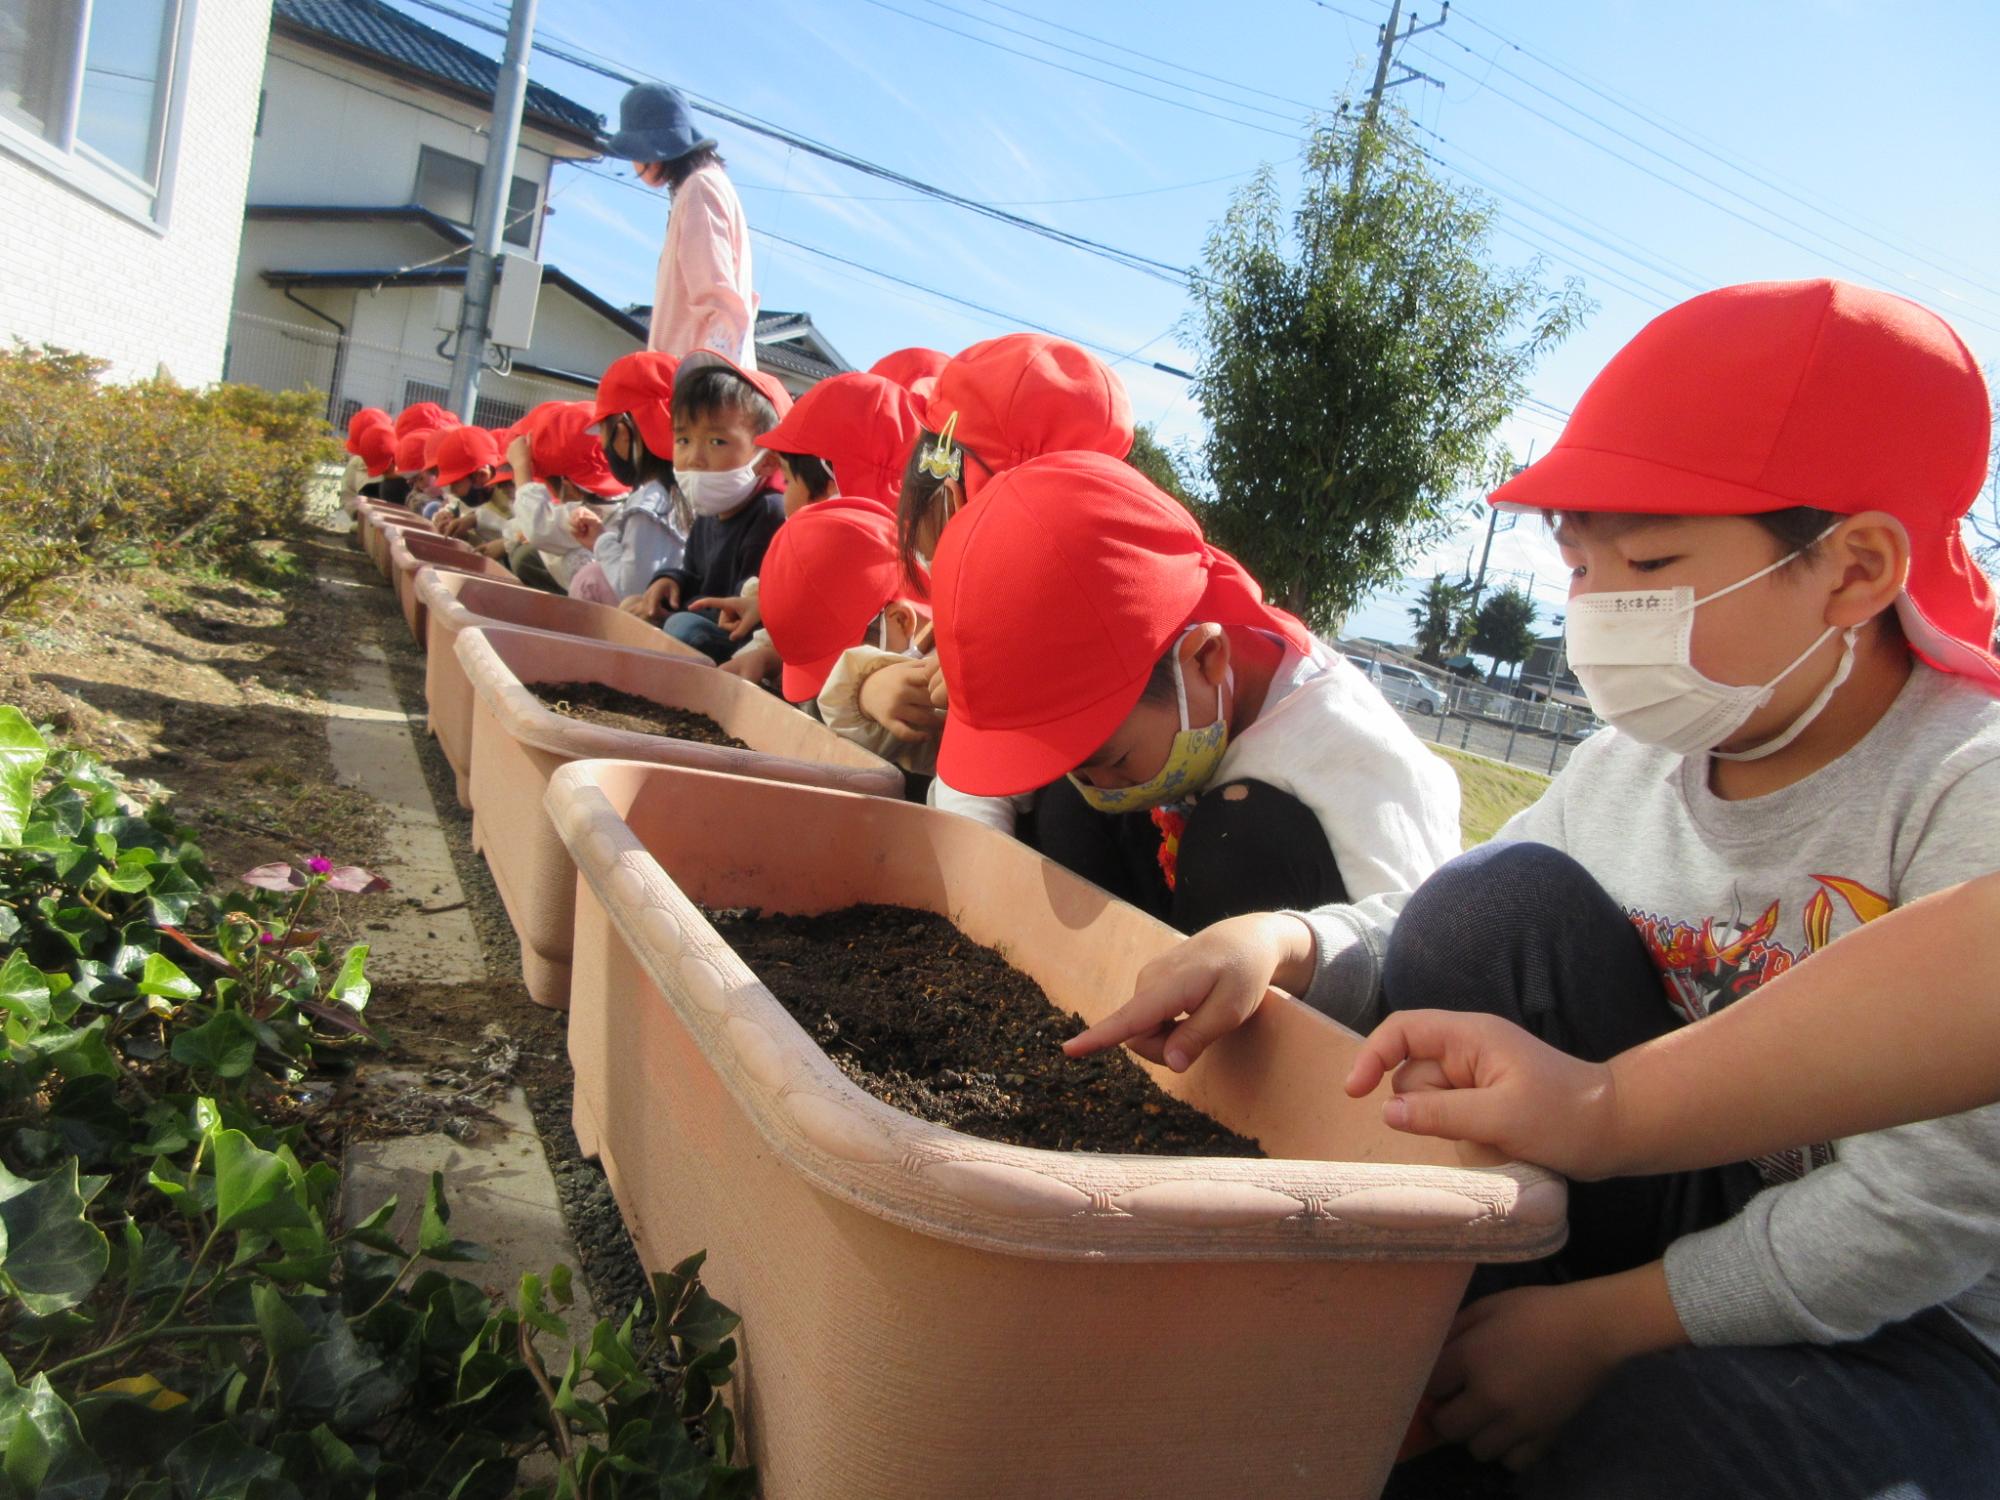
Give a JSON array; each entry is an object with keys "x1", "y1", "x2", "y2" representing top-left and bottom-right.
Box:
[
  {"x1": 671, "y1": 364, "x2": 777, "y2": 435},
  {"x1": 1747, "y1": 506, "x2": 1841, "y2": 558},
  {"x1": 1138, "y1": 648, "x2": 1180, "y2": 706},
  {"x1": 661, "y1": 146, "x2": 724, "y2": 190},
  {"x1": 376, "y1": 474, "x2": 412, "y2": 508},
  {"x1": 897, "y1": 424, "x2": 989, "y2": 594},
  {"x1": 779, "y1": 451, "x2": 836, "y2": 502},
  {"x1": 601, "y1": 413, "x2": 675, "y2": 488}
]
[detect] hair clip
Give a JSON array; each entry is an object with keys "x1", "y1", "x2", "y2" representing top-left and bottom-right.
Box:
[{"x1": 916, "y1": 410, "x2": 963, "y2": 483}]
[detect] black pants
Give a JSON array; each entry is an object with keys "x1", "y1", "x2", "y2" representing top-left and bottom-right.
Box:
[
  {"x1": 1030, "y1": 775, "x2": 1347, "y2": 934},
  {"x1": 1379, "y1": 842, "x2": 2000, "y2": 1500}
]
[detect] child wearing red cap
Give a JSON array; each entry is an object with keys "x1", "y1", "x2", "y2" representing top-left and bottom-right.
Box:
[
  {"x1": 565, "y1": 351, "x2": 689, "y2": 607},
  {"x1": 849, "y1": 334, "x2": 1140, "y2": 753},
  {"x1": 1074, "y1": 281, "x2": 2000, "y2": 1500},
  {"x1": 429, "y1": 427, "x2": 515, "y2": 559},
  {"x1": 623, "y1": 351, "x2": 791, "y2": 664},
  {"x1": 930, "y1": 449, "x2": 1461, "y2": 936},
  {"x1": 759, "y1": 497, "x2": 935, "y2": 787},
  {"x1": 502, "y1": 402, "x2": 628, "y2": 592},
  {"x1": 694, "y1": 371, "x2": 923, "y2": 686},
  {"x1": 340, "y1": 407, "x2": 393, "y2": 513},
  {"x1": 867, "y1": 346, "x2": 949, "y2": 402}
]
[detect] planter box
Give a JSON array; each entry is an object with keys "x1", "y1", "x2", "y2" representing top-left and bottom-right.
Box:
[
  {"x1": 356, "y1": 503, "x2": 434, "y2": 576},
  {"x1": 547, "y1": 758, "x2": 1566, "y2": 1500},
  {"x1": 386, "y1": 530, "x2": 512, "y2": 645},
  {"x1": 460, "y1": 627, "x2": 903, "y2": 1009},
  {"x1": 417, "y1": 570, "x2": 712, "y2": 810}
]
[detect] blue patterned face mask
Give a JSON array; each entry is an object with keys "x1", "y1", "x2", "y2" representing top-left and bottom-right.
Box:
[{"x1": 1068, "y1": 642, "x2": 1232, "y2": 814}]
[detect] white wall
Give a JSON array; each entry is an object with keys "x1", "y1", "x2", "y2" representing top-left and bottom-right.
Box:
[
  {"x1": 0, "y1": 0, "x2": 273, "y2": 385},
  {"x1": 248, "y1": 45, "x2": 562, "y2": 257}
]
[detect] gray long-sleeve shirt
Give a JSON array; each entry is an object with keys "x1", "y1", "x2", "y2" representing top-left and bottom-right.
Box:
[{"x1": 1295, "y1": 663, "x2": 2000, "y2": 1353}]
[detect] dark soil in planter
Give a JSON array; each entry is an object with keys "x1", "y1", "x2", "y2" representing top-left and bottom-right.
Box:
[
  {"x1": 708, "y1": 903, "x2": 1264, "y2": 1158},
  {"x1": 529, "y1": 680, "x2": 749, "y2": 748}
]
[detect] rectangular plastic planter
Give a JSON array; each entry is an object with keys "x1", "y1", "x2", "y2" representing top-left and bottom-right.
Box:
[
  {"x1": 356, "y1": 503, "x2": 434, "y2": 575},
  {"x1": 460, "y1": 626, "x2": 903, "y2": 1009},
  {"x1": 547, "y1": 758, "x2": 1567, "y2": 1500},
  {"x1": 417, "y1": 570, "x2": 711, "y2": 810},
  {"x1": 386, "y1": 529, "x2": 512, "y2": 645}
]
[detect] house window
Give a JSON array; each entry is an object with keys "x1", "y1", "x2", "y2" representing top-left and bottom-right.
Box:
[
  {"x1": 0, "y1": 0, "x2": 186, "y2": 221},
  {"x1": 414, "y1": 145, "x2": 539, "y2": 250}
]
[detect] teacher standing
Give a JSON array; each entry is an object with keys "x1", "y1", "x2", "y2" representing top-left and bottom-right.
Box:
[{"x1": 605, "y1": 83, "x2": 759, "y2": 367}]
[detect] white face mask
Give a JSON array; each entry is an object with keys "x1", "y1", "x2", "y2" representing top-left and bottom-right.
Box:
[
  {"x1": 677, "y1": 462, "x2": 763, "y2": 516},
  {"x1": 1564, "y1": 525, "x2": 1857, "y2": 762}
]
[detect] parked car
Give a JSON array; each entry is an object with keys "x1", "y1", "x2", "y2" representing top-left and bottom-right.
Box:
[{"x1": 1342, "y1": 655, "x2": 1447, "y2": 716}]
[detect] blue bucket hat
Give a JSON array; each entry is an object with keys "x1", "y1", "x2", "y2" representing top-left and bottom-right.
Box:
[{"x1": 604, "y1": 83, "x2": 716, "y2": 165}]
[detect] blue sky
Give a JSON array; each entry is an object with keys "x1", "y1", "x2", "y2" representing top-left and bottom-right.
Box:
[{"x1": 425, "y1": 0, "x2": 2000, "y2": 647}]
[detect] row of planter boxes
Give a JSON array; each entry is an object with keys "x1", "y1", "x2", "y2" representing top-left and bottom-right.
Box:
[{"x1": 349, "y1": 507, "x2": 1568, "y2": 1499}]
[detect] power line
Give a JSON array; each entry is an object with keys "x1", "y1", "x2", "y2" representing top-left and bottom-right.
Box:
[
  {"x1": 399, "y1": 0, "x2": 1203, "y2": 287},
  {"x1": 728, "y1": 166, "x2": 1259, "y2": 208}
]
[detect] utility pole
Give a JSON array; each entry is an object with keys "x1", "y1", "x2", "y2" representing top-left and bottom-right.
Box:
[
  {"x1": 447, "y1": 0, "x2": 538, "y2": 421},
  {"x1": 1348, "y1": 1, "x2": 1447, "y2": 196},
  {"x1": 1468, "y1": 436, "x2": 1533, "y2": 612}
]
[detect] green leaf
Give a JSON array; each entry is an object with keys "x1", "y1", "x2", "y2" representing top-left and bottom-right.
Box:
[
  {"x1": 137, "y1": 952, "x2": 200, "y2": 1002},
  {"x1": 91, "y1": 846, "x2": 159, "y2": 894},
  {"x1": 0, "y1": 707, "x2": 49, "y2": 847},
  {"x1": 327, "y1": 945, "x2": 370, "y2": 1012},
  {"x1": 0, "y1": 950, "x2": 51, "y2": 1028},
  {"x1": 418, "y1": 1172, "x2": 487, "y2": 1263},
  {"x1": 210, "y1": 1129, "x2": 311, "y2": 1233},
  {"x1": 28, "y1": 1016, "x2": 120, "y2": 1082},
  {"x1": 144, "y1": 862, "x2": 203, "y2": 927},
  {"x1": 163, "y1": 1422, "x2": 286, "y2": 1500},
  {"x1": 0, "y1": 1363, "x2": 110, "y2": 1500},
  {"x1": 252, "y1": 1282, "x2": 313, "y2": 1362},
  {"x1": 342, "y1": 1195, "x2": 404, "y2": 1256},
  {"x1": 171, "y1": 1011, "x2": 260, "y2": 1079},
  {"x1": 0, "y1": 1159, "x2": 110, "y2": 1314}
]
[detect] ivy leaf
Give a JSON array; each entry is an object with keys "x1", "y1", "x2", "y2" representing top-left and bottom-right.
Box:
[
  {"x1": 343, "y1": 1196, "x2": 404, "y2": 1256},
  {"x1": 143, "y1": 862, "x2": 203, "y2": 927},
  {"x1": 0, "y1": 950, "x2": 52, "y2": 1029},
  {"x1": 210, "y1": 1129, "x2": 311, "y2": 1233},
  {"x1": 90, "y1": 846, "x2": 158, "y2": 895},
  {"x1": 0, "y1": 707, "x2": 49, "y2": 847},
  {"x1": 327, "y1": 946, "x2": 370, "y2": 1012},
  {"x1": 137, "y1": 952, "x2": 201, "y2": 1002},
  {"x1": 29, "y1": 1016, "x2": 121, "y2": 1083},
  {"x1": 163, "y1": 1422, "x2": 287, "y2": 1500},
  {"x1": 170, "y1": 1011, "x2": 260, "y2": 1080},
  {"x1": 418, "y1": 1172, "x2": 487, "y2": 1263},
  {"x1": 0, "y1": 1159, "x2": 111, "y2": 1315},
  {"x1": 0, "y1": 1359, "x2": 110, "y2": 1500}
]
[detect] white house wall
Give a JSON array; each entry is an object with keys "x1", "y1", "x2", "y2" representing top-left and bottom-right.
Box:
[
  {"x1": 249, "y1": 46, "x2": 560, "y2": 258},
  {"x1": 0, "y1": 0, "x2": 272, "y2": 385}
]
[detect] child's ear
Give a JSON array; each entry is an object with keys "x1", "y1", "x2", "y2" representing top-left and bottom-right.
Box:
[
  {"x1": 1179, "y1": 622, "x2": 1230, "y2": 686},
  {"x1": 1826, "y1": 512, "x2": 1911, "y2": 630},
  {"x1": 754, "y1": 449, "x2": 782, "y2": 480}
]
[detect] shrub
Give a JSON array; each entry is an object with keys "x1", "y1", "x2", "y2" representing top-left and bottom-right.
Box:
[{"x1": 0, "y1": 345, "x2": 339, "y2": 616}]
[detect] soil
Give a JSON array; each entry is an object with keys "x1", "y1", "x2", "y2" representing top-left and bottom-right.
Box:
[
  {"x1": 708, "y1": 904, "x2": 1263, "y2": 1158},
  {"x1": 528, "y1": 680, "x2": 749, "y2": 749}
]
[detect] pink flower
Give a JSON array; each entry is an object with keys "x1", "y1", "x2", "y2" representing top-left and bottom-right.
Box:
[
  {"x1": 258, "y1": 932, "x2": 277, "y2": 945},
  {"x1": 306, "y1": 857, "x2": 334, "y2": 874}
]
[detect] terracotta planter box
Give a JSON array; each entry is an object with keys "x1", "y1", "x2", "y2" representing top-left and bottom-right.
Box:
[
  {"x1": 356, "y1": 503, "x2": 434, "y2": 575},
  {"x1": 417, "y1": 570, "x2": 712, "y2": 811},
  {"x1": 545, "y1": 758, "x2": 1565, "y2": 1500},
  {"x1": 460, "y1": 626, "x2": 902, "y2": 1008},
  {"x1": 386, "y1": 530, "x2": 512, "y2": 646}
]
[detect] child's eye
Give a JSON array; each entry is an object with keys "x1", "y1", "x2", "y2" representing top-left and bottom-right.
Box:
[{"x1": 1630, "y1": 556, "x2": 1681, "y2": 574}]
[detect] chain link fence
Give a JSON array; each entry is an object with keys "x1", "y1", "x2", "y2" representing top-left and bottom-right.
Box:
[
  {"x1": 222, "y1": 312, "x2": 589, "y2": 432},
  {"x1": 1340, "y1": 642, "x2": 1600, "y2": 775}
]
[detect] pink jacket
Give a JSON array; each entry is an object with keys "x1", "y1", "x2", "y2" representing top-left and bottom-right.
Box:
[{"x1": 650, "y1": 163, "x2": 758, "y2": 366}]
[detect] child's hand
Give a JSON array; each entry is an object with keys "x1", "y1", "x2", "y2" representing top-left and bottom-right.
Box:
[
  {"x1": 568, "y1": 507, "x2": 606, "y2": 546},
  {"x1": 1345, "y1": 1012, "x2": 1619, "y2": 1179},
  {"x1": 1064, "y1": 912, "x2": 1318, "y2": 1072},
  {"x1": 688, "y1": 593, "x2": 760, "y2": 639},
  {"x1": 859, "y1": 658, "x2": 946, "y2": 743},
  {"x1": 507, "y1": 434, "x2": 533, "y2": 488},
  {"x1": 927, "y1": 656, "x2": 950, "y2": 713},
  {"x1": 437, "y1": 511, "x2": 477, "y2": 540},
  {"x1": 620, "y1": 578, "x2": 680, "y2": 621},
  {"x1": 475, "y1": 539, "x2": 506, "y2": 560},
  {"x1": 721, "y1": 642, "x2": 780, "y2": 686}
]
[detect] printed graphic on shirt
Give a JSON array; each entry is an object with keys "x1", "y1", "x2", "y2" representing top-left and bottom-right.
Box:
[{"x1": 1627, "y1": 874, "x2": 1892, "y2": 1183}]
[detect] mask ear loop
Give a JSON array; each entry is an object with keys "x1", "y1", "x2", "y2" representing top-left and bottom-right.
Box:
[{"x1": 1692, "y1": 520, "x2": 1844, "y2": 608}]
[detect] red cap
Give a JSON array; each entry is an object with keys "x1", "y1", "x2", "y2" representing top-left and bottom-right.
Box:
[
  {"x1": 933, "y1": 451, "x2": 1313, "y2": 794},
  {"x1": 531, "y1": 401, "x2": 626, "y2": 497},
  {"x1": 868, "y1": 347, "x2": 950, "y2": 402},
  {"x1": 920, "y1": 335, "x2": 1134, "y2": 498},
  {"x1": 356, "y1": 421, "x2": 399, "y2": 478},
  {"x1": 395, "y1": 430, "x2": 434, "y2": 474},
  {"x1": 592, "y1": 350, "x2": 679, "y2": 455},
  {"x1": 677, "y1": 349, "x2": 795, "y2": 422},
  {"x1": 1493, "y1": 279, "x2": 1998, "y2": 691},
  {"x1": 345, "y1": 406, "x2": 391, "y2": 454},
  {"x1": 422, "y1": 424, "x2": 457, "y2": 470},
  {"x1": 755, "y1": 373, "x2": 921, "y2": 502},
  {"x1": 394, "y1": 401, "x2": 458, "y2": 439},
  {"x1": 434, "y1": 426, "x2": 501, "y2": 486},
  {"x1": 760, "y1": 498, "x2": 929, "y2": 701}
]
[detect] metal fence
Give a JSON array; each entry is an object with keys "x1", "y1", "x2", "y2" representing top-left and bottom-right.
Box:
[
  {"x1": 222, "y1": 311, "x2": 590, "y2": 431},
  {"x1": 1411, "y1": 679, "x2": 1599, "y2": 776}
]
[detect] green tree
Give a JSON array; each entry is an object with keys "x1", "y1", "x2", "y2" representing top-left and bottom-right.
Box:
[
  {"x1": 1471, "y1": 583, "x2": 1540, "y2": 678},
  {"x1": 1407, "y1": 573, "x2": 1472, "y2": 665},
  {"x1": 1125, "y1": 422, "x2": 1198, "y2": 511},
  {"x1": 1184, "y1": 113, "x2": 1590, "y2": 629}
]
